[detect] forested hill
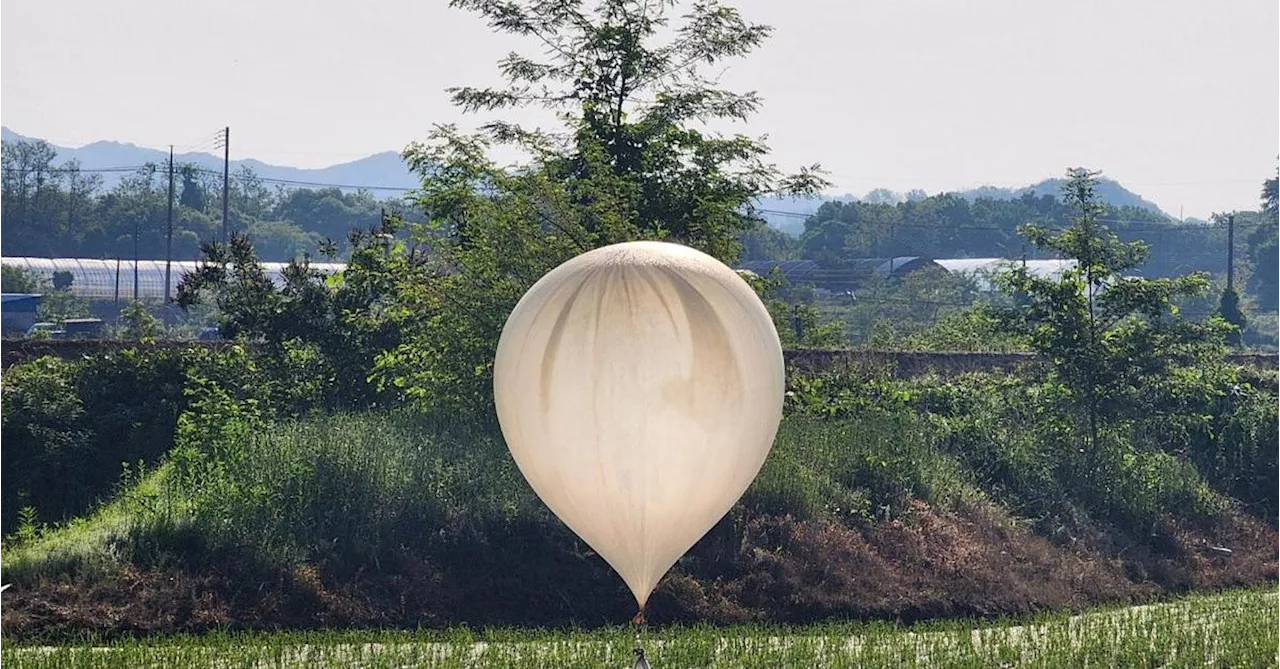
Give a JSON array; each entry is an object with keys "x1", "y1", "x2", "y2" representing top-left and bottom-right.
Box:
[
  {"x1": 757, "y1": 180, "x2": 1171, "y2": 236},
  {"x1": 3, "y1": 129, "x2": 1272, "y2": 298},
  {"x1": 0, "y1": 132, "x2": 399, "y2": 262}
]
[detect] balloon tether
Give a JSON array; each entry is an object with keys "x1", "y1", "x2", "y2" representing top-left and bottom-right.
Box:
[{"x1": 632, "y1": 607, "x2": 650, "y2": 669}]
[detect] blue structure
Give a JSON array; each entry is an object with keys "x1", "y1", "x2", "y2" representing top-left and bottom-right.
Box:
[{"x1": 1, "y1": 293, "x2": 43, "y2": 334}]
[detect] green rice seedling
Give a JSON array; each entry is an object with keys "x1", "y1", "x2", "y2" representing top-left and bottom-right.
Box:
[{"x1": 4, "y1": 587, "x2": 1273, "y2": 668}]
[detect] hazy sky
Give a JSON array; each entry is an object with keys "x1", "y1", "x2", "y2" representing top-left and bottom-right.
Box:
[{"x1": 3, "y1": 0, "x2": 1276, "y2": 218}]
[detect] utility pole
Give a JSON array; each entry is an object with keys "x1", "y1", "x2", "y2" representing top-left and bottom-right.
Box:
[
  {"x1": 133, "y1": 167, "x2": 142, "y2": 301},
  {"x1": 220, "y1": 126, "x2": 230, "y2": 244},
  {"x1": 1226, "y1": 214, "x2": 1236, "y2": 292},
  {"x1": 165, "y1": 146, "x2": 175, "y2": 302}
]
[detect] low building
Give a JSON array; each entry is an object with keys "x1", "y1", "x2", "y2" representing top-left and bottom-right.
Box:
[{"x1": 1, "y1": 293, "x2": 43, "y2": 334}]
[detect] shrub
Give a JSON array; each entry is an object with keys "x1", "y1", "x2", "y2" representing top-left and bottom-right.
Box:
[{"x1": 0, "y1": 345, "x2": 269, "y2": 533}]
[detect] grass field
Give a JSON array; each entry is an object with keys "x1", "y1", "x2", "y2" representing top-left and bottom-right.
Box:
[{"x1": 4, "y1": 588, "x2": 1275, "y2": 668}]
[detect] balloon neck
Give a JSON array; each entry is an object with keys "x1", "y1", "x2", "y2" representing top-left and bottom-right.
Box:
[{"x1": 631, "y1": 609, "x2": 646, "y2": 626}]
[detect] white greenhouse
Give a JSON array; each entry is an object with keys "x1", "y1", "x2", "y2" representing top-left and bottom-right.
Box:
[
  {"x1": 1, "y1": 257, "x2": 347, "y2": 302},
  {"x1": 934, "y1": 258, "x2": 1077, "y2": 292}
]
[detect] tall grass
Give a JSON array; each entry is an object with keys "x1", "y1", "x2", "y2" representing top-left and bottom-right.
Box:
[
  {"x1": 3, "y1": 404, "x2": 990, "y2": 586},
  {"x1": 3, "y1": 364, "x2": 1258, "y2": 588},
  {"x1": 745, "y1": 414, "x2": 979, "y2": 523},
  {"x1": 172, "y1": 411, "x2": 534, "y2": 566}
]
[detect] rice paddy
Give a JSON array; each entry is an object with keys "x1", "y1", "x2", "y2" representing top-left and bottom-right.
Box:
[{"x1": 4, "y1": 587, "x2": 1275, "y2": 668}]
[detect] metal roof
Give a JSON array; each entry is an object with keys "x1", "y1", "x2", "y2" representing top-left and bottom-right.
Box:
[{"x1": 1, "y1": 293, "x2": 42, "y2": 313}]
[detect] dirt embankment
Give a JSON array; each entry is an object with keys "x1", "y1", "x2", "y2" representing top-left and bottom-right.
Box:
[{"x1": 3, "y1": 503, "x2": 1274, "y2": 641}]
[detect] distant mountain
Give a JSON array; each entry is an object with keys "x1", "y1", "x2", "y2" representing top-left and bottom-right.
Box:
[
  {"x1": 0, "y1": 127, "x2": 419, "y2": 195},
  {"x1": 4, "y1": 127, "x2": 1172, "y2": 230},
  {"x1": 952, "y1": 178, "x2": 1168, "y2": 216}
]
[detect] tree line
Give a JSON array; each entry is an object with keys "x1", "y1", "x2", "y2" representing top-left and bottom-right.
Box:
[
  {"x1": 744, "y1": 186, "x2": 1277, "y2": 297},
  {"x1": 0, "y1": 140, "x2": 393, "y2": 262}
]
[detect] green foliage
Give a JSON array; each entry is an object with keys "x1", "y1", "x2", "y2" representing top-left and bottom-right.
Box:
[
  {"x1": 0, "y1": 139, "x2": 389, "y2": 262},
  {"x1": 2, "y1": 264, "x2": 46, "y2": 293},
  {"x1": 1249, "y1": 234, "x2": 1280, "y2": 310},
  {"x1": 366, "y1": 0, "x2": 825, "y2": 413},
  {"x1": 271, "y1": 187, "x2": 384, "y2": 252},
  {"x1": 739, "y1": 219, "x2": 798, "y2": 261},
  {"x1": 245, "y1": 218, "x2": 322, "y2": 260},
  {"x1": 769, "y1": 302, "x2": 848, "y2": 349},
  {"x1": 178, "y1": 164, "x2": 206, "y2": 211},
  {"x1": 177, "y1": 229, "x2": 406, "y2": 410},
  {"x1": 793, "y1": 191, "x2": 1218, "y2": 279},
  {"x1": 117, "y1": 300, "x2": 163, "y2": 341},
  {"x1": 744, "y1": 415, "x2": 975, "y2": 523},
  {"x1": 1264, "y1": 176, "x2": 1279, "y2": 219},
  {"x1": 167, "y1": 411, "x2": 529, "y2": 567},
  {"x1": 782, "y1": 365, "x2": 1251, "y2": 531},
  {"x1": 0, "y1": 346, "x2": 269, "y2": 533},
  {"x1": 1217, "y1": 287, "x2": 1247, "y2": 347},
  {"x1": 898, "y1": 308, "x2": 1026, "y2": 352},
  {"x1": 0, "y1": 357, "x2": 89, "y2": 530},
  {"x1": 37, "y1": 288, "x2": 90, "y2": 323},
  {"x1": 991, "y1": 169, "x2": 1230, "y2": 450},
  {"x1": 847, "y1": 268, "x2": 983, "y2": 347}
]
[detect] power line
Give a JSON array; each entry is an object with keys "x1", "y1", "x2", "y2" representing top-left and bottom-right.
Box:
[
  {"x1": 756, "y1": 207, "x2": 1268, "y2": 231},
  {"x1": 31, "y1": 166, "x2": 157, "y2": 174},
  {"x1": 181, "y1": 166, "x2": 416, "y2": 192},
  {"x1": 20, "y1": 164, "x2": 416, "y2": 193}
]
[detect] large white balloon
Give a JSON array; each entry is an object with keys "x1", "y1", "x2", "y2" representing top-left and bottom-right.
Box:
[{"x1": 493, "y1": 241, "x2": 784, "y2": 609}]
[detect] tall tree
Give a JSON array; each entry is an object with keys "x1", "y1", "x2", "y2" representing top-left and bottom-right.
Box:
[
  {"x1": 1262, "y1": 175, "x2": 1278, "y2": 220},
  {"x1": 62, "y1": 160, "x2": 103, "y2": 248},
  {"x1": 1, "y1": 139, "x2": 59, "y2": 252},
  {"x1": 372, "y1": 0, "x2": 826, "y2": 411},
  {"x1": 431, "y1": 0, "x2": 825, "y2": 262},
  {"x1": 233, "y1": 164, "x2": 275, "y2": 220},
  {"x1": 179, "y1": 164, "x2": 207, "y2": 212},
  {"x1": 1247, "y1": 175, "x2": 1279, "y2": 306},
  {"x1": 992, "y1": 168, "x2": 1228, "y2": 454}
]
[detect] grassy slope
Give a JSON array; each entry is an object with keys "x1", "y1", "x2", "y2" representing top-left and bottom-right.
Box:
[{"x1": 2, "y1": 396, "x2": 1275, "y2": 639}]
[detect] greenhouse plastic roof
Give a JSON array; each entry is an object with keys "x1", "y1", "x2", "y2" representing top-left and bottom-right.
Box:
[
  {"x1": 0, "y1": 257, "x2": 346, "y2": 302},
  {"x1": 934, "y1": 258, "x2": 1077, "y2": 290}
]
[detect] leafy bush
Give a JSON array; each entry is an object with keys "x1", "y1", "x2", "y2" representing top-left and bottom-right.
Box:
[
  {"x1": 784, "y1": 364, "x2": 1274, "y2": 534},
  {"x1": 0, "y1": 345, "x2": 269, "y2": 533},
  {"x1": 116, "y1": 300, "x2": 164, "y2": 340}
]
